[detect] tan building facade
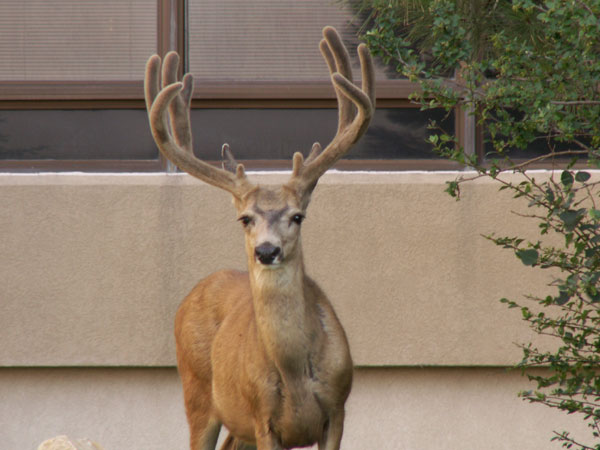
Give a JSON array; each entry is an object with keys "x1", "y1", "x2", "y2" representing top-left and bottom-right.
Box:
[{"x1": 0, "y1": 171, "x2": 590, "y2": 449}]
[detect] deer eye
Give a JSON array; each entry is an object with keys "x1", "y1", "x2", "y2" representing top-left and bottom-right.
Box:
[
  {"x1": 291, "y1": 214, "x2": 304, "y2": 225},
  {"x1": 238, "y1": 215, "x2": 252, "y2": 227}
]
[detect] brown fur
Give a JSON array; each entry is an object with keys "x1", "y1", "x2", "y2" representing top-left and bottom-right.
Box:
[
  {"x1": 175, "y1": 186, "x2": 353, "y2": 449},
  {"x1": 144, "y1": 27, "x2": 374, "y2": 450},
  {"x1": 219, "y1": 434, "x2": 256, "y2": 450}
]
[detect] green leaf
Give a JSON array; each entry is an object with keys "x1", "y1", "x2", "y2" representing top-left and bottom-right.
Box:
[
  {"x1": 516, "y1": 249, "x2": 539, "y2": 266},
  {"x1": 445, "y1": 180, "x2": 460, "y2": 199},
  {"x1": 554, "y1": 291, "x2": 570, "y2": 306},
  {"x1": 561, "y1": 170, "x2": 574, "y2": 187},
  {"x1": 589, "y1": 209, "x2": 600, "y2": 220},
  {"x1": 500, "y1": 297, "x2": 519, "y2": 308},
  {"x1": 575, "y1": 171, "x2": 591, "y2": 182},
  {"x1": 559, "y1": 210, "x2": 582, "y2": 231}
]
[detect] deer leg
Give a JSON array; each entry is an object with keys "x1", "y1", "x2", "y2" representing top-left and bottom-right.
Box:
[
  {"x1": 219, "y1": 435, "x2": 257, "y2": 450},
  {"x1": 254, "y1": 421, "x2": 283, "y2": 450},
  {"x1": 179, "y1": 365, "x2": 221, "y2": 450},
  {"x1": 318, "y1": 409, "x2": 345, "y2": 450},
  {"x1": 254, "y1": 434, "x2": 282, "y2": 450},
  {"x1": 188, "y1": 413, "x2": 221, "y2": 450},
  {"x1": 185, "y1": 396, "x2": 220, "y2": 450}
]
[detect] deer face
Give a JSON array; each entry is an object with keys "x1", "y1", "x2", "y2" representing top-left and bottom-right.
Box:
[{"x1": 235, "y1": 185, "x2": 306, "y2": 268}]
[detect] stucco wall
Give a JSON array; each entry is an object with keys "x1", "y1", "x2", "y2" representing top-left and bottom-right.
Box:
[
  {"x1": 0, "y1": 170, "x2": 586, "y2": 449},
  {"x1": 0, "y1": 171, "x2": 549, "y2": 367}
]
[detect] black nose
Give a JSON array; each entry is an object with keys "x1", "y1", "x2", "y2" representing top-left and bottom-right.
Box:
[{"x1": 255, "y1": 243, "x2": 281, "y2": 265}]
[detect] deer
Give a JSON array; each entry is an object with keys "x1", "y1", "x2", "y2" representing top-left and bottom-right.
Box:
[{"x1": 144, "y1": 26, "x2": 374, "y2": 450}]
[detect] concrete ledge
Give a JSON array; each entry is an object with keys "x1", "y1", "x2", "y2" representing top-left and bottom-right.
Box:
[{"x1": 0, "y1": 171, "x2": 557, "y2": 366}]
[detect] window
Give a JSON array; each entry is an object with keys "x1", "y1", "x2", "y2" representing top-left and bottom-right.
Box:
[
  {"x1": 0, "y1": 0, "x2": 460, "y2": 172},
  {"x1": 187, "y1": 0, "x2": 398, "y2": 83},
  {"x1": 0, "y1": 1, "x2": 156, "y2": 81},
  {"x1": 0, "y1": 0, "x2": 170, "y2": 171}
]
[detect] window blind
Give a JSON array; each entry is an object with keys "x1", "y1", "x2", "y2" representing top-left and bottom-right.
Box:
[
  {"x1": 0, "y1": 0, "x2": 157, "y2": 81},
  {"x1": 188, "y1": 0, "x2": 393, "y2": 82}
]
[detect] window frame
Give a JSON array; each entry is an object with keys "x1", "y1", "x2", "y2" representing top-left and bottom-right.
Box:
[{"x1": 0, "y1": 0, "x2": 466, "y2": 172}]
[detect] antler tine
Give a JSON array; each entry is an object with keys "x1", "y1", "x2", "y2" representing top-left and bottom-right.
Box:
[
  {"x1": 290, "y1": 26, "x2": 375, "y2": 196},
  {"x1": 144, "y1": 54, "x2": 251, "y2": 198},
  {"x1": 161, "y1": 52, "x2": 194, "y2": 153},
  {"x1": 359, "y1": 43, "x2": 376, "y2": 112},
  {"x1": 319, "y1": 27, "x2": 355, "y2": 132},
  {"x1": 144, "y1": 55, "x2": 161, "y2": 114}
]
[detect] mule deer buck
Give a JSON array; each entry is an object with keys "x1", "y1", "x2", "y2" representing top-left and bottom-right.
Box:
[{"x1": 144, "y1": 26, "x2": 374, "y2": 450}]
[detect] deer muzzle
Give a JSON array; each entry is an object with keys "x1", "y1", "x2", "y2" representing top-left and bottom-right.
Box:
[{"x1": 254, "y1": 243, "x2": 282, "y2": 265}]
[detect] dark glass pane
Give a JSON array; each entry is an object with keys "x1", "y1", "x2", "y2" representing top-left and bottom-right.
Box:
[
  {"x1": 0, "y1": 107, "x2": 452, "y2": 165},
  {"x1": 482, "y1": 109, "x2": 588, "y2": 161},
  {"x1": 484, "y1": 137, "x2": 590, "y2": 161},
  {"x1": 190, "y1": 108, "x2": 453, "y2": 161},
  {"x1": 0, "y1": 110, "x2": 157, "y2": 160},
  {"x1": 484, "y1": 136, "x2": 571, "y2": 160}
]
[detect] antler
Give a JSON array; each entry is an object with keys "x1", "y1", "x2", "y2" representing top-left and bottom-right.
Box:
[
  {"x1": 144, "y1": 52, "x2": 252, "y2": 199},
  {"x1": 145, "y1": 26, "x2": 374, "y2": 201},
  {"x1": 289, "y1": 26, "x2": 375, "y2": 195}
]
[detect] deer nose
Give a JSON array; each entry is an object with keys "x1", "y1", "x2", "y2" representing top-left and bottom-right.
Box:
[{"x1": 254, "y1": 243, "x2": 281, "y2": 265}]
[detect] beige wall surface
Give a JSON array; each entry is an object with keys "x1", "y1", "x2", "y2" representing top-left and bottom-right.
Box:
[
  {"x1": 0, "y1": 367, "x2": 590, "y2": 450},
  {"x1": 0, "y1": 171, "x2": 561, "y2": 367},
  {"x1": 0, "y1": 170, "x2": 592, "y2": 450}
]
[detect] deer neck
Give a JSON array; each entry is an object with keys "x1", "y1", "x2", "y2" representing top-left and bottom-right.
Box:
[{"x1": 248, "y1": 248, "x2": 316, "y2": 377}]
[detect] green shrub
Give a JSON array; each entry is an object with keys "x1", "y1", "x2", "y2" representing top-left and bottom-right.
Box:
[{"x1": 356, "y1": 1, "x2": 600, "y2": 447}]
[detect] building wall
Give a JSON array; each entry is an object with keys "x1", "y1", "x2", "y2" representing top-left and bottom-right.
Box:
[
  {"x1": 0, "y1": 367, "x2": 590, "y2": 450},
  {"x1": 0, "y1": 171, "x2": 589, "y2": 449}
]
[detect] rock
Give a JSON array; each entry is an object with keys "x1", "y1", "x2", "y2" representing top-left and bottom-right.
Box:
[{"x1": 37, "y1": 435, "x2": 104, "y2": 450}]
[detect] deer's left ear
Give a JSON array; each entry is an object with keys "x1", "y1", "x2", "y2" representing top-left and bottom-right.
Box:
[{"x1": 286, "y1": 144, "x2": 321, "y2": 206}]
